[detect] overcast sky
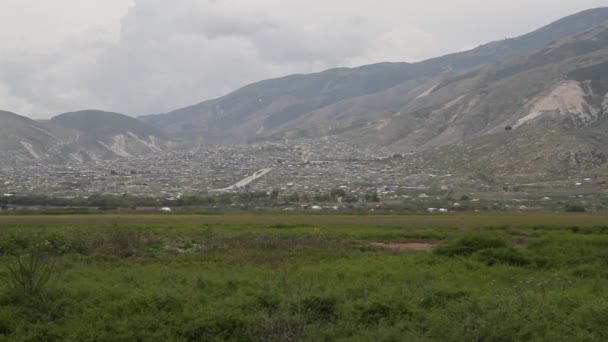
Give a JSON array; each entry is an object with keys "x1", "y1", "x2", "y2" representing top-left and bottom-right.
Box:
[{"x1": 1, "y1": 0, "x2": 606, "y2": 118}]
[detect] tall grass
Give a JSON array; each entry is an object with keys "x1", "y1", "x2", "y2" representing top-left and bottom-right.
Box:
[{"x1": 0, "y1": 217, "x2": 607, "y2": 340}]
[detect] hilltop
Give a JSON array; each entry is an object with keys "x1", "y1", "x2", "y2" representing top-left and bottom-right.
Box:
[
  {"x1": 143, "y1": 7, "x2": 608, "y2": 151},
  {"x1": 0, "y1": 110, "x2": 170, "y2": 162}
]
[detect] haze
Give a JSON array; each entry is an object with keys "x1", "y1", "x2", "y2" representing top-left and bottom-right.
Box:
[{"x1": 1, "y1": 0, "x2": 605, "y2": 118}]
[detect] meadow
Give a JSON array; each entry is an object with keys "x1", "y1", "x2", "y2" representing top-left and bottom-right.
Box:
[{"x1": 1, "y1": 213, "x2": 608, "y2": 341}]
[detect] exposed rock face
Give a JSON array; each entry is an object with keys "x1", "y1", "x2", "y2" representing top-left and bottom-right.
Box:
[
  {"x1": 141, "y1": 8, "x2": 608, "y2": 152},
  {"x1": 516, "y1": 81, "x2": 599, "y2": 128},
  {"x1": 0, "y1": 110, "x2": 170, "y2": 163}
]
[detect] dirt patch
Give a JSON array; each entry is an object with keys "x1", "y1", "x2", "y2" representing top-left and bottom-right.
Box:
[{"x1": 370, "y1": 241, "x2": 438, "y2": 251}]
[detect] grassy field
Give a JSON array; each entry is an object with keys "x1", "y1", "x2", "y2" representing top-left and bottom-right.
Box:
[{"x1": 1, "y1": 213, "x2": 608, "y2": 341}]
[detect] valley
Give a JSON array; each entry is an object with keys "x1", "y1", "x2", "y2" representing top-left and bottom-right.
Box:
[
  {"x1": 2, "y1": 8, "x2": 608, "y2": 212},
  {"x1": 2, "y1": 136, "x2": 606, "y2": 213},
  {"x1": 4, "y1": 4, "x2": 608, "y2": 342}
]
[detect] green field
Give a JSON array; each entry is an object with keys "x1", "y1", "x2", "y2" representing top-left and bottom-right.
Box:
[{"x1": 1, "y1": 213, "x2": 608, "y2": 341}]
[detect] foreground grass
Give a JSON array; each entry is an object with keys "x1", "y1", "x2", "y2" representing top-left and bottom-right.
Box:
[{"x1": 0, "y1": 214, "x2": 607, "y2": 341}]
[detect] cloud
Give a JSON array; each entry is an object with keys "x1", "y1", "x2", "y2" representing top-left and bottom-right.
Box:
[
  {"x1": 77, "y1": 0, "x2": 445, "y2": 116},
  {"x1": 0, "y1": 0, "x2": 606, "y2": 118},
  {"x1": 0, "y1": 32, "x2": 110, "y2": 117}
]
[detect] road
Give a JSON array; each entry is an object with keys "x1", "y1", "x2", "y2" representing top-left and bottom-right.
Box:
[{"x1": 214, "y1": 168, "x2": 273, "y2": 192}]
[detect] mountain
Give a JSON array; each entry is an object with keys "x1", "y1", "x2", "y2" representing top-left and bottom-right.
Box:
[
  {"x1": 49, "y1": 110, "x2": 170, "y2": 161},
  {"x1": 410, "y1": 126, "x2": 608, "y2": 181},
  {"x1": 0, "y1": 110, "x2": 170, "y2": 163},
  {"x1": 142, "y1": 7, "x2": 608, "y2": 147},
  {"x1": 329, "y1": 22, "x2": 608, "y2": 151},
  {"x1": 5, "y1": 7, "x2": 608, "y2": 178},
  {"x1": 142, "y1": 62, "x2": 419, "y2": 144},
  {"x1": 0, "y1": 110, "x2": 64, "y2": 163}
]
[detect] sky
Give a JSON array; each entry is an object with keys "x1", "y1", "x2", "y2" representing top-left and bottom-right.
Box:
[{"x1": 1, "y1": 0, "x2": 606, "y2": 118}]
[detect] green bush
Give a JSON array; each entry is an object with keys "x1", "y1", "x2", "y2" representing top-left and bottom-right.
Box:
[
  {"x1": 41, "y1": 233, "x2": 89, "y2": 256},
  {"x1": 571, "y1": 265, "x2": 605, "y2": 278},
  {"x1": 6, "y1": 248, "x2": 54, "y2": 299},
  {"x1": 435, "y1": 236, "x2": 508, "y2": 257},
  {"x1": 254, "y1": 293, "x2": 281, "y2": 313},
  {"x1": 473, "y1": 247, "x2": 529, "y2": 266},
  {"x1": 0, "y1": 308, "x2": 15, "y2": 336},
  {"x1": 0, "y1": 235, "x2": 31, "y2": 256},
  {"x1": 359, "y1": 302, "x2": 392, "y2": 325},
  {"x1": 250, "y1": 314, "x2": 307, "y2": 342},
  {"x1": 565, "y1": 204, "x2": 587, "y2": 213},
  {"x1": 184, "y1": 316, "x2": 249, "y2": 341},
  {"x1": 106, "y1": 228, "x2": 160, "y2": 258},
  {"x1": 419, "y1": 289, "x2": 470, "y2": 309},
  {"x1": 570, "y1": 225, "x2": 608, "y2": 235},
  {"x1": 295, "y1": 296, "x2": 338, "y2": 322}
]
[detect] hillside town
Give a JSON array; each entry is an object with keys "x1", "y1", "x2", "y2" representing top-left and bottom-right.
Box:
[
  {"x1": 1, "y1": 137, "x2": 605, "y2": 212},
  {"x1": 1, "y1": 138, "x2": 405, "y2": 198}
]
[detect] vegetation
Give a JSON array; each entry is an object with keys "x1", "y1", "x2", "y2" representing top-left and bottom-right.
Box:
[
  {"x1": 565, "y1": 203, "x2": 587, "y2": 213},
  {"x1": 0, "y1": 191, "x2": 382, "y2": 211},
  {"x1": 7, "y1": 247, "x2": 55, "y2": 299},
  {"x1": 1, "y1": 214, "x2": 608, "y2": 340},
  {"x1": 4, "y1": 191, "x2": 605, "y2": 215}
]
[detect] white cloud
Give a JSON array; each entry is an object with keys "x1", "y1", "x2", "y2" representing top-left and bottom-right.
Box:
[{"x1": 0, "y1": 0, "x2": 606, "y2": 118}]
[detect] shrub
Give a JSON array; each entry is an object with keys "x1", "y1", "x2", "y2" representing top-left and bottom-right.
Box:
[
  {"x1": 41, "y1": 233, "x2": 89, "y2": 256},
  {"x1": 184, "y1": 316, "x2": 248, "y2": 341},
  {"x1": 106, "y1": 228, "x2": 158, "y2": 258},
  {"x1": 0, "y1": 308, "x2": 16, "y2": 336},
  {"x1": 435, "y1": 236, "x2": 508, "y2": 257},
  {"x1": 295, "y1": 296, "x2": 338, "y2": 322},
  {"x1": 6, "y1": 247, "x2": 55, "y2": 298},
  {"x1": 565, "y1": 204, "x2": 586, "y2": 213},
  {"x1": 0, "y1": 235, "x2": 31, "y2": 256},
  {"x1": 571, "y1": 265, "x2": 604, "y2": 278},
  {"x1": 255, "y1": 293, "x2": 281, "y2": 313},
  {"x1": 359, "y1": 302, "x2": 392, "y2": 325},
  {"x1": 578, "y1": 303, "x2": 608, "y2": 341},
  {"x1": 250, "y1": 314, "x2": 307, "y2": 342},
  {"x1": 419, "y1": 289, "x2": 470, "y2": 309},
  {"x1": 473, "y1": 247, "x2": 529, "y2": 266},
  {"x1": 570, "y1": 226, "x2": 608, "y2": 235}
]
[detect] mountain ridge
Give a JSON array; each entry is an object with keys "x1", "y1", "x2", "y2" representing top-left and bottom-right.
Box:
[
  {"x1": 0, "y1": 110, "x2": 170, "y2": 162},
  {"x1": 3, "y1": 7, "x2": 608, "y2": 179},
  {"x1": 141, "y1": 7, "x2": 608, "y2": 147}
]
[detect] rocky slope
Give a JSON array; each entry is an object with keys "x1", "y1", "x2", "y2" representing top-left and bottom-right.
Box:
[
  {"x1": 142, "y1": 7, "x2": 608, "y2": 149},
  {"x1": 4, "y1": 8, "x2": 608, "y2": 178},
  {"x1": 411, "y1": 126, "x2": 608, "y2": 181},
  {"x1": 0, "y1": 110, "x2": 65, "y2": 163},
  {"x1": 49, "y1": 110, "x2": 170, "y2": 161},
  {"x1": 0, "y1": 110, "x2": 170, "y2": 163}
]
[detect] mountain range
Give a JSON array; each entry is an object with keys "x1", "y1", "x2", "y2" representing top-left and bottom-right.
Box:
[
  {"x1": 3, "y1": 7, "x2": 608, "y2": 178},
  {"x1": 141, "y1": 7, "x2": 608, "y2": 151},
  {"x1": 0, "y1": 110, "x2": 169, "y2": 163}
]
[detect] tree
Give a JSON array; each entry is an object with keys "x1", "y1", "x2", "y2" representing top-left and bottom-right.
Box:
[{"x1": 330, "y1": 189, "x2": 347, "y2": 199}]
